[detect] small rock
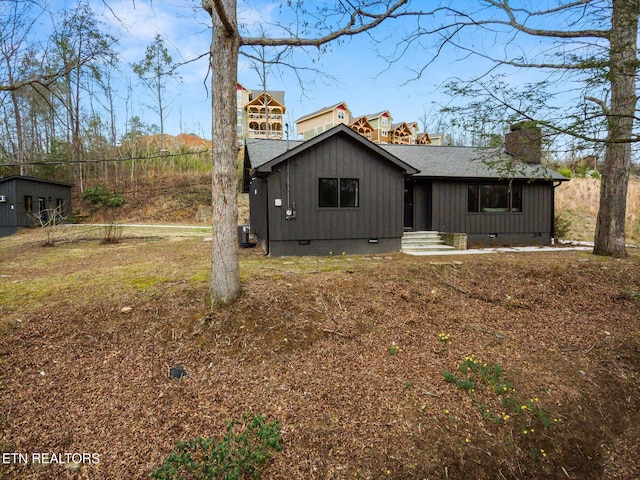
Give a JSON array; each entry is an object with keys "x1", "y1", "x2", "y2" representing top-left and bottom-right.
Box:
[{"x1": 120, "y1": 307, "x2": 133, "y2": 313}]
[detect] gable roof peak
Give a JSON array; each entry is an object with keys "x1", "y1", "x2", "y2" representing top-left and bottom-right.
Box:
[
  {"x1": 366, "y1": 110, "x2": 393, "y2": 121},
  {"x1": 296, "y1": 101, "x2": 351, "y2": 123},
  {"x1": 248, "y1": 123, "x2": 418, "y2": 175}
]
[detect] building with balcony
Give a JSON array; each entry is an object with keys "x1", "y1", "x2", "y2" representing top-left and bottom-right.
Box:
[
  {"x1": 366, "y1": 111, "x2": 392, "y2": 144},
  {"x1": 237, "y1": 83, "x2": 286, "y2": 146},
  {"x1": 295, "y1": 101, "x2": 437, "y2": 146},
  {"x1": 349, "y1": 115, "x2": 373, "y2": 140},
  {"x1": 389, "y1": 122, "x2": 414, "y2": 144}
]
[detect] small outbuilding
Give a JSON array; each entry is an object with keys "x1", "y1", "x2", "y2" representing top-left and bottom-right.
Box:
[
  {"x1": 243, "y1": 123, "x2": 567, "y2": 256},
  {"x1": 0, "y1": 175, "x2": 73, "y2": 237}
]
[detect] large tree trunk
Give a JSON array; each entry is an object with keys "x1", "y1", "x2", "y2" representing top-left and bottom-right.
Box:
[
  {"x1": 593, "y1": 0, "x2": 639, "y2": 257},
  {"x1": 205, "y1": 0, "x2": 241, "y2": 306}
]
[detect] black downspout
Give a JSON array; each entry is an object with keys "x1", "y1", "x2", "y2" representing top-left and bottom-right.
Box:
[
  {"x1": 263, "y1": 178, "x2": 269, "y2": 255},
  {"x1": 552, "y1": 181, "x2": 562, "y2": 242}
]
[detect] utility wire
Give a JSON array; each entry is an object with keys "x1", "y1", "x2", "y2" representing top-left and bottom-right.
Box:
[{"x1": 0, "y1": 150, "x2": 214, "y2": 168}]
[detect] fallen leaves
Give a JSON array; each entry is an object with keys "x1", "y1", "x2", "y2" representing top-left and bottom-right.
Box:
[{"x1": 1, "y1": 237, "x2": 639, "y2": 479}]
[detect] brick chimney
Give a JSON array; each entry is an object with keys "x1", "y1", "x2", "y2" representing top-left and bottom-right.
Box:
[{"x1": 504, "y1": 121, "x2": 542, "y2": 165}]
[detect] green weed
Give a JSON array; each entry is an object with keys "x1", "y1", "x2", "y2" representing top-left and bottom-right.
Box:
[
  {"x1": 152, "y1": 412, "x2": 282, "y2": 480},
  {"x1": 442, "y1": 355, "x2": 558, "y2": 458}
]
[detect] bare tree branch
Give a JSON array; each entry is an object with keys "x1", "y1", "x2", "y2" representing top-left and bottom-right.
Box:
[
  {"x1": 241, "y1": 0, "x2": 408, "y2": 47},
  {"x1": 585, "y1": 95, "x2": 610, "y2": 115},
  {"x1": 485, "y1": 0, "x2": 609, "y2": 39}
]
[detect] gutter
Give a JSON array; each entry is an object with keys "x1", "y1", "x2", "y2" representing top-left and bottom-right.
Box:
[
  {"x1": 551, "y1": 181, "x2": 565, "y2": 241},
  {"x1": 264, "y1": 178, "x2": 269, "y2": 256}
]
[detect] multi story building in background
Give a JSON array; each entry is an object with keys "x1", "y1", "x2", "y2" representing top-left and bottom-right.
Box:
[
  {"x1": 417, "y1": 132, "x2": 446, "y2": 145},
  {"x1": 237, "y1": 83, "x2": 286, "y2": 147},
  {"x1": 295, "y1": 101, "x2": 436, "y2": 146},
  {"x1": 295, "y1": 102, "x2": 351, "y2": 141}
]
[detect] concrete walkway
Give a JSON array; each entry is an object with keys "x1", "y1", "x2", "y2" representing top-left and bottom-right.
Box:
[
  {"x1": 65, "y1": 224, "x2": 638, "y2": 257},
  {"x1": 403, "y1": 242, "x2": 593, "y2": 256}
]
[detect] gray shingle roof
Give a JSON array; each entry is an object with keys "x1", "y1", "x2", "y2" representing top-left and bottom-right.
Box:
[
  {"x1": 247, "y1": 125, "x2": 418, "y2": 174},
  {"x1": 381, "y1": 144, "x2": 566, "y2": 181},
  {"x1": 245, "y1": 127, "x2": 567, "y2": 181},
  {"x1": 248, "y1": 89, "x2": 285, "y2": 105},
  {"x1": 245, "y1": 138, "x2": 304, "y2": 170}
]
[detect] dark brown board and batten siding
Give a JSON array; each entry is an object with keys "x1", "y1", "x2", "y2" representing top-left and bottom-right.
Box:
[
  {"x1": 0, "y1": 176, "x2": 73, "y2": 237},
  {"x1": 268, "y1": 135, "x2": 405, "y2": 241},
  {"x1": 430, "y1": 180, "x2": 554, "y2": 245}
]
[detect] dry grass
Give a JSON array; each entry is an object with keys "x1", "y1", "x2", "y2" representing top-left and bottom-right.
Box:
[
  {"x1": 555, "y1": 177, "x2": 640, "y2": 244},
  {"x1": 1, "y1": 229, "x2": 639, "y2": 479},
  {"x1": 79, "y1": 174, "x2": 251, "y2": 227}
]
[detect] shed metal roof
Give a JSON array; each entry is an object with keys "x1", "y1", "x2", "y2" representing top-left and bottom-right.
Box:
[{"x1": 0, "y1": 175, "x2": 74, "y2": 187}]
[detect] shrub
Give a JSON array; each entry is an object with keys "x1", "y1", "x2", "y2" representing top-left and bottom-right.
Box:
[
  {"x1": 82, "y1": 185, "x2": 125, "y2": 209},
  {"x1": 556, "y1": 166, "x2": 572, "y2": 178},
  {"x1": 554, "y1": 213, "x2": 572, "y2": 240},
  {"x1": 151, "y1": 413, "x2": 282, "y2": 480}
]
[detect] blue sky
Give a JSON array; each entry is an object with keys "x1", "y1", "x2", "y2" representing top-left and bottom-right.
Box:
[
  {"x1": 58, "y1": 0, "x2": 610, "y2": 146},
  {"x1": 90, "y1": 0, "x2": 515, "y2": 139}
]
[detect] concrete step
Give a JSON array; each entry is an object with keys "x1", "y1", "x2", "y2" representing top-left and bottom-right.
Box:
[
  {"x1": 402, "y1": 230, "x2": 441, "y2": 237},
  {"x1": 401, "y1": 231, "x2": 455, "y2": 253},
  {"x1": 402, "y1": 237, "x2": 447, "y2": 245},
  {"x1": 402, "y1": 244, "x2": 455, "y2": 252}
]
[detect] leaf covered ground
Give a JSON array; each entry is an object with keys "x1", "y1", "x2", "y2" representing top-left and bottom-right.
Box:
[{"x1": 1, "y1": 228, "x2": 639, "y2": 479}]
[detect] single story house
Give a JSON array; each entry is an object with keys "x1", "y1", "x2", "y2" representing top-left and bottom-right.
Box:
[
  {"x1": 243, "y1": 123, "x2": 567, "y2": 256},
  {"x1": 0, "y1": 175, "x2": 74, "y2": 237}
]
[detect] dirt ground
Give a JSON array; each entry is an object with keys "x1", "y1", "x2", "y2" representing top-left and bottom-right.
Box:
[{"x1": 1, "y1": 229, "x2": 639, "y2": 479}]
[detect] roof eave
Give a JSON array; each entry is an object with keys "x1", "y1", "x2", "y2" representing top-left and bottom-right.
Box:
[
  {"x1": 256, "y1": 124, "x2": 418, "y2": 175},
  {"x1": 0, "y1": 174, "x2": 74, "y2": 187}
]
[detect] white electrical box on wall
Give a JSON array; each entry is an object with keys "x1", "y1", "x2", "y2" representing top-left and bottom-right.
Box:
[{"x1": 274, "y1": 198, "x2": 282, "y2": 207}]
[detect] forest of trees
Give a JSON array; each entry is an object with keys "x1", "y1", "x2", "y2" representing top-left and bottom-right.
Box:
[
  {"x1": 1, "y1": 0, "x2": 638, "y2": 304},
  {"x1": 0, "y1": 0, "x2": 195, "y2": 188},
  {"x1": 200, "y1": 0, "x2": 638, "y2": 303}
]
